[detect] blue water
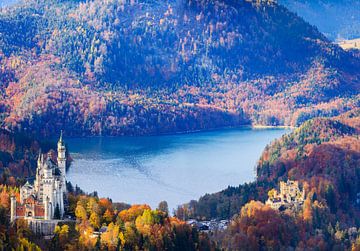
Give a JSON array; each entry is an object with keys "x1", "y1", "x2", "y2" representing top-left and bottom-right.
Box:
[{"x1": 66, "y1": 128, "x2": 289, "y2": 211}]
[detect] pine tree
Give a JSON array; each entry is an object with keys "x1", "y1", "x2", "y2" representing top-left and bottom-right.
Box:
[{"x1": 54, "y1": 204, "x2": 61, "y2": 219}]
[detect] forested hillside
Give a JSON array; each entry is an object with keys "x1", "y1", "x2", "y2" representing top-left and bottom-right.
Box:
[
  {"x1": 0, "y1": 0, "x2": 359, "y2": 136},
  {"x1": 280, "y1": 0, "x2": 360, "y2": 41},
  {"x1": 183, "y1": 110, "x2": 360, "y2": 219},
  {"x1": 0, "y1": 129, "x2": 72, "y2": 185},
  {"x1": 179, "y1": 110, "x2": 360, "y2": 249}
]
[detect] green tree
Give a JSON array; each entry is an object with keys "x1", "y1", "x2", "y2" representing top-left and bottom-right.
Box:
[
  {"x1": 54, "y1": 204, "x2": 61, "y2": 219},
  {"x1": 157, "y1": 201, "x2": 169, "y2": 214},
  {"x1": 325, "y1": 184, "x2": 336, "y2": 213}
]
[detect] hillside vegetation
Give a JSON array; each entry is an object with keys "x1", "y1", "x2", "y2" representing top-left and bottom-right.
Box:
[
  {"x1": 280, "y1": 0, "x2": 360, "y2": 41},
  {"x1": 0, "y1": 128, "x2": 72, "y2": 186},
  {"x1": 0, "y1": 0, "x2": 359, "y2": 136},
  {"x1": 183, "y1": 110, "x2": 360, "y2": 219},
  {"x1": 178, "y1": 110, "x2": 360, "y2": 249}
]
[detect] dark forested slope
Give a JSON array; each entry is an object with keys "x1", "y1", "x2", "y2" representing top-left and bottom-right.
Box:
[
  {"x1": 0, "y1": 0, "x2": 359, "y2": 136},
  {"x1": 0, "y1": 128, "x2": 70, "y2": 184},
  {"x1": 280, "y1": 0, "x2": 360, "y2": 41}
]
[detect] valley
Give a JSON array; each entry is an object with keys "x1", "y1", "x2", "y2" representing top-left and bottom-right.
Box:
[
  {"x1": 66, "y1": 127, "x2": 288, "y2": 211},
  {"x1": 0, "y1": 0, "x2": 359, "y2": 250}
]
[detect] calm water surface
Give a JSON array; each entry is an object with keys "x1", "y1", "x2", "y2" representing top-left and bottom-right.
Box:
[{"x1": 66, "y1": 128, "x2": 289, "y2": 211}]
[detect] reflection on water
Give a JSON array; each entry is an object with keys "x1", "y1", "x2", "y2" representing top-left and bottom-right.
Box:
[{"x1": 66, "y1": 128, "x2": 289, "y2": 211}]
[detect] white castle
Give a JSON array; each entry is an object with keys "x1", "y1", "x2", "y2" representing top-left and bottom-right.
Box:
[{"x1": 11, "y1": 132, "x2": 67, "y2": 222}]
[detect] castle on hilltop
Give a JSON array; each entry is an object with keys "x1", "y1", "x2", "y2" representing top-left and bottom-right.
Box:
[
  {"x1": 266, "y1": 180, "x2": 305, "y2": 210},
  {"x1": 11, "y1": 132, "x2": 67, "y2": 223}
]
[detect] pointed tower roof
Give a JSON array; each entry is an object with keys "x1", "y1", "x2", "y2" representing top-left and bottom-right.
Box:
[
  {"x1": 37, "y1": 149, "x2": 42, "y2": 163},
  {"x1": 23, "y1": 180, "x2": 33, "y2": 188},
  {"x1": 58, "y1": 130, "x2": 64, "y2": 145}
]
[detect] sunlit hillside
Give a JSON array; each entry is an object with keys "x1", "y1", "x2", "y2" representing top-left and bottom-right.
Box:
[{"x1": 0, "y1": 0, "x2": 358, "y2": 137}]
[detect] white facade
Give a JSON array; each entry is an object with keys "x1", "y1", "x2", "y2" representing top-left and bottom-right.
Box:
[{"x1": 15, "y1": 133, "x2": 67, "y2": 221}]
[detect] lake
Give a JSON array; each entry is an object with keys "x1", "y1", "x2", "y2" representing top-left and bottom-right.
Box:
[{"x1": 66, "y1": 128, "x2": 289, "y2": 211}]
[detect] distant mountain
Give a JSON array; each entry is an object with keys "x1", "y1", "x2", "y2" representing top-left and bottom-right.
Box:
[
  {"x1": 0, "y1": 0, "x2": 359, "y2": 136},
  {"x1": 280, "y1": 0, "x2": 360, "y2": 41}
]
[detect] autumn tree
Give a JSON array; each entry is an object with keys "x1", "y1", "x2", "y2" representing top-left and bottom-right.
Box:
[{"x1": 157, "y1": 201, "x2": 169, "y2": 214}]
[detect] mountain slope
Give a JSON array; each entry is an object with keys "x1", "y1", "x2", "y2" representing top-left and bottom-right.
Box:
[
  {"x1": 280, "y1": 0, "x2": 360, "y2": 41},
  {"x1": 0, "y1": 0, "x2": 359, "y2": 136},
  {"x1": 183, "y1": 110, "x2": 360, "y2": 220},
  {"x1": 180, "y1": 111, "x2": 360, "y2": 249},
  {"x1": 0, "y1": 128, "x2": 58, "y2": 182}
]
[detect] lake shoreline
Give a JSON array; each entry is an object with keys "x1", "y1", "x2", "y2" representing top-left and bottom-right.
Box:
[
  {"x1": 62, "y1": 124, "x2": 294, "y2": 139},
  {"x1": 66, "y1": 128, "x2": 290, "y2": 211}
]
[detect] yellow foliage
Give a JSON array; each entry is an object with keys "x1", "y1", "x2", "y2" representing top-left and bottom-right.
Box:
[
  {"x1": 101, "y1": 223, "x2": 120, "y2": 251},
  {"x1": 118, "y1": 204, "x2": 151, "y2": 222},
  {"x1": 75, "y1": 204, "x2": 87, "y2": 221},
  {"x1": 267, "y1": 188, "x2": 277, "y2": 199}
]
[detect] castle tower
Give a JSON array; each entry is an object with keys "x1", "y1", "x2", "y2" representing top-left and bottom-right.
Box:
[
  {"x1": 60, "y1": 190, "x2": 64, "y2": 216},
  {"x1": 57, "y1": 131, "x2": 66, "y2": 193},
  {"x1": 37, "y1": 149, "x2": 42, "y2": 166},
  {"x1": 10, "y1": 196, "x2": 16, "y2": 222},
  {"x1": 44, "y1": 196, "x2": 50, "y2": 220},
  {"x1": 34, "y1": 150, "x2": 42, "y2": 195}
]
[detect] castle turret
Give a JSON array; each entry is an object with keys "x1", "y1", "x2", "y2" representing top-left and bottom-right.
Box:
[
  {"x1": 10, "y1": 196, "x2": 16, "y2": 222},
  {"x1": 35, "y1": 150, "x2": 42, "y2": 195},
  {"x1": 60, "y1": 190, "x2": 64, "y2": 217},
  {"x1": 44, "y1": 196, "x2": 50, "y2": 220},
  {"x1": 37, "y1": 149, "x2": 42, "y2": 166},
  {"x1": 57, "y1": 131, "x2": 66, "y2": 193}
]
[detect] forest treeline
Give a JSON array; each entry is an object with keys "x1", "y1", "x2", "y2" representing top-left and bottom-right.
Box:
[
  {"x1": 176, "y1": 109, "x2": 360, "y2": 250},
  {"x1": 1, "y1": 110, "x2": 360, "y2": 250},
  {"x1": 280, "y1": 0, "x2": 360, "y2": 41},
  {"x1": 0, "y1": 0, "x2": 359, "y2": 136}
]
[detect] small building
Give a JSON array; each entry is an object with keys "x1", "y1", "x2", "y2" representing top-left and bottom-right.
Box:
[
  {"x1": 91, "y1": 226, "x2": 109, "y2": 238},
  {"x1": 266, "y1": 180, "x2": 305, "y2": 210},
  {"x1": 186, "y1": 219, "x2": 229, "y2": 232}
]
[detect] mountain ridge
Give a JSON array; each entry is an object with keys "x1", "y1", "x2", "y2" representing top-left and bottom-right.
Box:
[{"x1": 0, "y1": 0, "x2": 359, "y2": 136}]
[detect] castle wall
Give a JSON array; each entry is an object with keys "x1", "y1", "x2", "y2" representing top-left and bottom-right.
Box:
[
  {"x1": 28, "y1": 219, "x2": 61, "y2": 236},
  {"x1": 15, "y1": 205, "x2": 25, "y2": 217}
]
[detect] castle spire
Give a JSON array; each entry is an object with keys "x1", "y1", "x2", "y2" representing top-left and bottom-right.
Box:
[
  {"x1": 38, "y1": 149, "x2": 42, "y2": 164},
  {"x1": 57, "y1": 130, "x2": 66, "y2": 193},
  {"x1": 58, "y1": 130, "x2": 63, "y2": 145}
]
